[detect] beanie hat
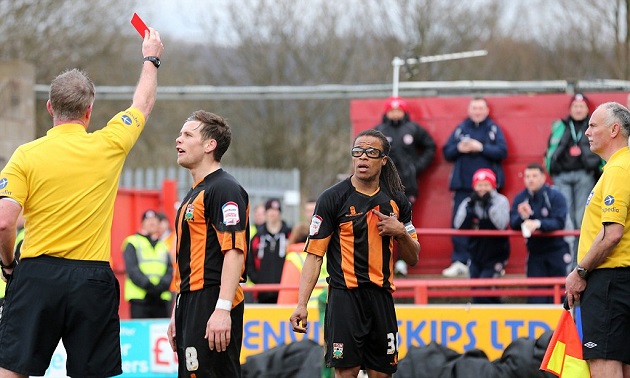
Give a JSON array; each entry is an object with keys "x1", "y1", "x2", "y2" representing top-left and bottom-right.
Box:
[
  {"x1": 569, "y1": 93, "x2": 590, "y2": 109},
  {"x1": 384, "y1": 96, "x2": 408, "y2": 113},
  {"x1": 265, "y1": 198, "x2": 282, "y2": 212},
  {"x1": 141, "y1": 209, "x2": 157, "y2": 221},
  {"x1": 472, "y1": 168, "x2": 497, "y2": 189}
]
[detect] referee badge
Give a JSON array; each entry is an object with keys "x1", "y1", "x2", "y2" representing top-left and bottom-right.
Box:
[{"x1": 333, "y1": 343, "x2": 344, "y2": 359}]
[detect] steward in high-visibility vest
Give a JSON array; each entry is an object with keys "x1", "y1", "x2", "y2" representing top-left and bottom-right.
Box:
[
  {"x1": 123, "y1": 210, "x2": 173, "y2": 319},
  {"x1": 277, "y1": 242, "x2": 328, "y2": 306},
  {"x1": 0, "y1": 227, "x2": 24, "y2": 301}
]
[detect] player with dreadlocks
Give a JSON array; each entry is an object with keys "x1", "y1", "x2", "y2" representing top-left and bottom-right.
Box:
[{"x1": 290, "y1": 129, "x2": 420, "y2": 378}]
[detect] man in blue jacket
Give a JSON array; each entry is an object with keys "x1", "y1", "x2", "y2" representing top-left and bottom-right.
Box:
[
  {"x1": 510, "y1": 163, "x2": 572, "y2": 304},
  {"x1": 442, "y1": 97, "x2": 508, "y2": 278}
]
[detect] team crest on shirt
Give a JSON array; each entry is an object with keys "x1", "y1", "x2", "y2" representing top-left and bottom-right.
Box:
[
  {"x1": 309, "y1": 215, "x2": 322, "y2": 236},
  {"x1": 185, "y1": 204, "x2": 195, "y2": 222},
  {"x1": 222, "y1": 201, "x2": 240, "y2": 225},
  {"x1": 332, "y1": 343, "x2": 344, "y2": 359}
]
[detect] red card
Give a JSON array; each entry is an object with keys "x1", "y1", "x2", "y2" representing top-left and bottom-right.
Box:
[{"x1": 131, "y1": 13, "x2": 148, "y2": 38}]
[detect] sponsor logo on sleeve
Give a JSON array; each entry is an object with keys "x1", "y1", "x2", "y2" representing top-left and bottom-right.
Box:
[
  {"x1": 602, "y1": 195, "x2": 619, "y2": 213},
  {"x1": 0, "y1": 178, "x2": 7, "y2": 189},
  {"x1": 222, "y1": 201, "x2": 240, "y2": 226},
  {"x1": 309, "y1": 215, "x2": 322, "y2": 236},
  {"x1": 121, "y1": 114, "x2": 132, "y2": 125}
]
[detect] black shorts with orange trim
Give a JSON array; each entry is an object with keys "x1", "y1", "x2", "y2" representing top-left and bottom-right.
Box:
[{"x1": 324, "y1": 285, "x2": 399, "y2": 374}]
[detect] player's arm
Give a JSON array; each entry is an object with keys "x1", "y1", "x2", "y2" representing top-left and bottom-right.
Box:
[
  {"x1": 131, "y1": 27, "x2": 164, "y2": 119},
  {"x1": 0, "y1": 198, "x2": 21, "y2": 277},
  {"x1": 290, "y1": 253, "x2": 323, "y2": 333},
  {"x1": 206, "y1": 247, "x2": 244, "y2": 352}
]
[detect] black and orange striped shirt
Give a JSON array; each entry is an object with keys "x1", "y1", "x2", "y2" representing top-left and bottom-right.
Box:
[
  {"x1": 174, "y1": 169, "x2": 249, "y2": 303},
  {"x1": 305, "y1": 177, "x2": 417, "y2": 292}
]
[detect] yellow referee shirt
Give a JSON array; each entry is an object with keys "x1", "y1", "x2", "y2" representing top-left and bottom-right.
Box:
[
  {"x1": 0, "y1": 108, "x2": 145, "y2": 261},
  {"x1": 578, "y1": 147, "x2": 630, "y2": 268}
]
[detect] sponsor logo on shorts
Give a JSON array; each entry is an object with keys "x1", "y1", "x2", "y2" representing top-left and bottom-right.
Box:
[
  {"x1": 332, "y1": 343, "x2": 343, "y2": 359},
  {"x1": 222, "y1": 201, "x2": 240, "y2": 226},
  {"x1": 584, "y1": 341, "x2": 597, "y2": 349},
  {"x1": 309, "y1": 215, "x2": 322, "y2": 236}
]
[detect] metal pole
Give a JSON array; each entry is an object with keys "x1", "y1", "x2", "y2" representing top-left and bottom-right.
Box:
[{"x1": 391, "y1": 50, "x2": 488, "y2": 96}]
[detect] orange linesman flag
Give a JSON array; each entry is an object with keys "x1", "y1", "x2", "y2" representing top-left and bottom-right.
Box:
[{"x1": 540, "y1": 309, "x2": 590, "y2": 377}]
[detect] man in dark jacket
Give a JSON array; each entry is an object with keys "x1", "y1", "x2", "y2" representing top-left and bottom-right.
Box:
[
  {"x1": 442, "y1": 96, "x2": 508, "y2": 278},
  {"x1": 510, "y1": 163, "x2": 572, "y2": 304},
  {"x1": 247, "y1": 198, "x2": 292, "y2": 303},
  {"x1": 375, "y1": 96, "x2": 435, "y2": 276},
  {"x1": 374, "y1": 96, "x2": 436, "y2": 204}
]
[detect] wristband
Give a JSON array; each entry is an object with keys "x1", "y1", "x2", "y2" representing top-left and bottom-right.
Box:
[
  {"x1": 0, "y1": 258, "x2": 16, "y2": 269},
  {"x1": 215, "y1": 298, "x2": 232, "y2": 311}
]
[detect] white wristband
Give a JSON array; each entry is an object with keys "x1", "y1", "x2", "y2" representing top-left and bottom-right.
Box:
[{"x1": 215, "y1": 298, "x2": 232, "y2": 311}]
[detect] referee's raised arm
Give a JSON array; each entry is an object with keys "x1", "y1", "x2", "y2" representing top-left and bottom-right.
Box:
[{"x1": 132, "y1": 27, "x2": 164, "y2": 120}]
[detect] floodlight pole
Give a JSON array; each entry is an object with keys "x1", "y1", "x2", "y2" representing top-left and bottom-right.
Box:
[{"x1": 391, "y1": 49, "x2": 488, "y2": 97}]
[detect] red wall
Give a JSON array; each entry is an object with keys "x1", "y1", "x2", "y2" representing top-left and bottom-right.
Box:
[
  {"x1": 111, "y1": 180, "x2": 178, "y2": 319},
  {"x1": 351, "y1": 92, "x2": 629, "y2": 275}
]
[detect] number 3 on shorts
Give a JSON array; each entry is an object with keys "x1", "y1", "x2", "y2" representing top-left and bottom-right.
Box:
[{"x1": 185, "y1": 347, "x2": 199, "y2": 371}]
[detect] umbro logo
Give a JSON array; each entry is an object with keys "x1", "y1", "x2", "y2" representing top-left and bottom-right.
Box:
[{"x1": 584, "y1": 342, "x2": 597, "y2": 349}]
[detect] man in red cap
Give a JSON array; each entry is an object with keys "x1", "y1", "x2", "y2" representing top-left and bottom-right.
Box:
[
  {"x1": 454, "y1": 168, "x2": 510, "y2": 303},
  {"x1": 374, "y1": 96, "x2": 435, "y2": 276}
]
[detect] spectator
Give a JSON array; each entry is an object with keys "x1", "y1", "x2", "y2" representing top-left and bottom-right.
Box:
[
  {"x1": 564, "y1": 102, "x2": 630, "y2": 376},
  {"x1": 167, "y1": 110, "x2": 249, "y2": 377},
  {"x1": 303, "y1": 199, "x2": 316, "y2": 223},
  {"x1": 375, "y1": 96, "x2": 435, "y2": 277},
  {"x1": 122, "y1": 210, "x2": 173, "y2": 319},
  {"x1": 247, "y1": 198, "x2": 292, "y2": 303},
  {"x1": 249, "y1": 203, "x2": 266, "y2": 237},
  {"x1": 510, "y1": 163, "x2": 572, "y2": 304},
  {"x1": 290, "y1": 129, "x2": 419, "y2": 377},
  {"x1": 277, "y1": 223, "x2": 328, "y2": 305},
  {"x1": 545, "y1": 94, "x2": 601, "y2": 256},
  {"x1": 0, "y1": 27, "x2": 163, "y2": 377},
  {"x1": 442, "y1": 96, "x2": 508, "y2": 278},
  {"x1": 454, "y1": 168, "x2": 510, "y2": 304}
]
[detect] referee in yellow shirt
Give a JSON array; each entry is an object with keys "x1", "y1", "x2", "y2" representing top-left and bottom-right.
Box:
[
  {"x1": 0, "y1": 28, "x2": 164, "y2": 377},
  {"x1": 565, "y1": 102, "x2": 630, "y2": 377}
]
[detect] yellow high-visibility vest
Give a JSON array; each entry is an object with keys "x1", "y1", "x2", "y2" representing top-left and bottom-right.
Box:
[{"x1": 123, "y1": 234, "x2": 172, "y2": 302}]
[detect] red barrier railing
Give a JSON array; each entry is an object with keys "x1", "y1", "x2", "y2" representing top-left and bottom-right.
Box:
[
  {"x1": 242, "y1": 228, "x2": 573, "y2": 305},
  {"x1": 415, "y1": 228, "x2": 580, "y2": 237},
  {"x1": 242, "y1": 277, "x2": 566, "y2": 305}
]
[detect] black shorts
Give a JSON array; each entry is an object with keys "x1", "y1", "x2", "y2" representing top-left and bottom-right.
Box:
[
  {"x1": 175, "y1": 286, "x2": 244, "y2": 378},
  {"x1": 324, "y1": 285, "x2": 399, "y2": 374},
  {"x1": 581, "y1": 267, "x2": 630, "y2": 364},
  {"x1": 0, "y1": 255, "x2": 122, "y2": 377}
]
